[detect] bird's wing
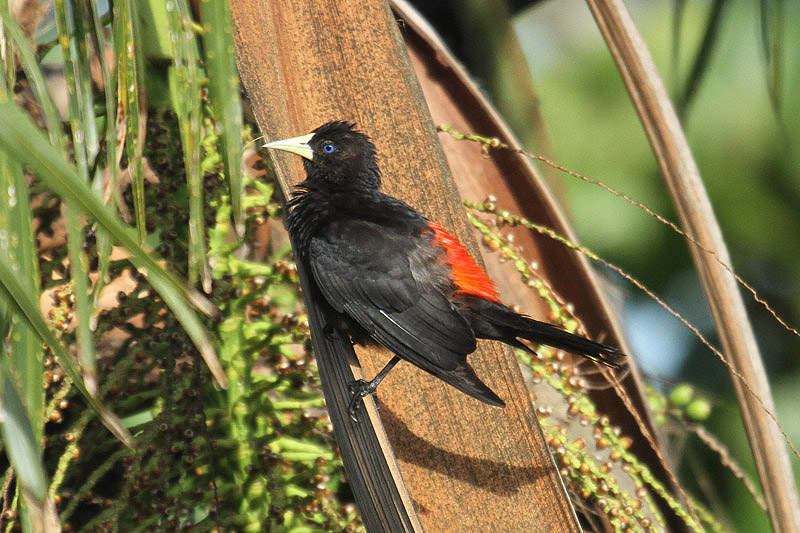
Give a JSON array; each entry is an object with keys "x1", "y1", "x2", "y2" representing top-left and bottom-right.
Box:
[{"x1": 307, "y1": 219, "x2": 476, "y2": 372}]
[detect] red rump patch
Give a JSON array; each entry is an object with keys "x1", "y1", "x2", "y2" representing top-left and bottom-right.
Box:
[{"x1": 427, "y1": 221, "x2": 501, "y2": 303}]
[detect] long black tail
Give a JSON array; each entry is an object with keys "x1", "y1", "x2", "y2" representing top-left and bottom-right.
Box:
[
  {"x1": 427, "y1": 360, "x2": 506, "y2": 408},
  {"x1": 460, "y1": 296, "x2": 625, "y2": 368}
]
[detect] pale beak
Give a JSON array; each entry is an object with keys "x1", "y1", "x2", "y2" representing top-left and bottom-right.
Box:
[{"x1": 264, "y1": 132, "x2": 314, "y2": 160}]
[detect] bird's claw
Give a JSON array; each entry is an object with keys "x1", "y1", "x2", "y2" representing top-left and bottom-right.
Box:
[
  {"x1": 347, "y1": 397, "x2": 363, "y2": 422},
  {"x1": 347, "y1": 379, "x2": 380, "y2": 422}
]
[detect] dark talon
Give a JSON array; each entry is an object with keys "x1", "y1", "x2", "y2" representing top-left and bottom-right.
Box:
[
  {"x1": 348, "y1": 379, "x2": 371, "y2": 422},
  {"x1": 346, "y1": 357, "x2": 401, "y2": 422},
  {"x1": 347, "y1": 397, "x2": 363, "y2": 422}
]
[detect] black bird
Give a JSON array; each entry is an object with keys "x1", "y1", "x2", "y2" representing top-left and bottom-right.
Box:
[{"x1": 266, "y1": 121, "x2": 624, "y2": 420}]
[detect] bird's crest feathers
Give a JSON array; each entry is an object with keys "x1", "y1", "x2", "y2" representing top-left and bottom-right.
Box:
[{"x1": 312, "y1": 120, "x2": 358, "y2": 136}]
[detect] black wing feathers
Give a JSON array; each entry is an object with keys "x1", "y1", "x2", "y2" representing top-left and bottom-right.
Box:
[
  {"x1": 307, "y1": 223, "x2": 476, "y2": 368},
  {"x1": 307, "y1": 216, "x2": 502, "y2": 405},
  {"x1": 272, "y1": 122, "x2": 623, "y2": 413}
]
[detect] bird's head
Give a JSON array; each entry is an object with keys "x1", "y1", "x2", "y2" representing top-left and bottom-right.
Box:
[{"x1": 265, "y1": 121, "x2": 381, "y2": 190}]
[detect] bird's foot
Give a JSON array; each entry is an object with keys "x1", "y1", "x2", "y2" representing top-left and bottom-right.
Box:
[{"x1": 347, "y1": 379, "x2": 380, "y2": 422}]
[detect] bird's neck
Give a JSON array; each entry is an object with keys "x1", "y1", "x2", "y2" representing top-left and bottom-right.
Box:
[
  {"x1": 286, "y1": 186, "x2": 371, "y2": 250},
  {"x1": 286, "y1": 186, "x2": 425, "y2": 252}
]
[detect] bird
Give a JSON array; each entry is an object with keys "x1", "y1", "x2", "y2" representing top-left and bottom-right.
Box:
[{"x1": 265, "y1": 121, "x2": 624, "y2": 420}]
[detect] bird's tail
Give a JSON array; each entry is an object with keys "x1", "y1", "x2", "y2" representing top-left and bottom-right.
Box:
[
  {"x1": 426, "y1": 361, "x2": 506, "y2": 408},
  {"x1": 460, "y1": 296, "x2": 625, "y2": 368}
]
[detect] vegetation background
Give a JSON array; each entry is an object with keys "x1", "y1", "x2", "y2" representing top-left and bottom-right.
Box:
[
  {"x1": 0, "y1": 0, "x2": 797, "y2": 531},
  {"x1": 489, "y1": 1, "x2": 800, "y2": 530}
]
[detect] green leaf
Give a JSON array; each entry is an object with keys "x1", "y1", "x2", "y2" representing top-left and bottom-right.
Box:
[
  {"x1": 120, "y1": 408, "x2": 156, "y2": 429},
  {"x1": 0, "y1": 144, "x2": 43, "y2": 440},
  {"x1": 0, "y1": 252, "x2": 131, "y2": 446},
  {"x1": 200, "y1": 0, "x2": 245, "y2": 237},
  {"x1": 0, "y1": 101, "x2": 227, "y2": 387},
  {"x1": 0, "y1": 11, "x2": 64, "y2": 148},
  {"x1": 271, "y1": 437, "x2": 336, "y2": 462},
  {"x1": 113, "y1": 0, "x2": 147, "y2": 241},
  {"x1": 88, "y1": 0, "x2": 122, "y2": 318},
  {"x1": 55, "y1": 0, "x2": 102, "y2": 397},
  {"x1": 167, "y1": 0, "x2": 210, "y2": 292},
  {"x1": 0, "y1": 363, "x2": 47, "y2": 501}
]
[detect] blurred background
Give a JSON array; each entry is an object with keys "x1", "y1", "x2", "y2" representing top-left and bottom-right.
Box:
[{"x1": 410, "y1": 0, "x2": 800, "y2": 530}]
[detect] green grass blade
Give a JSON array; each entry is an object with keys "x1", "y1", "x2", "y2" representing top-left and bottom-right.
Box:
[
  {"x1": 91, "y1": 174, "x2": 114, "y2": 322},
  {"x1": 0, "y1": 149, "x2": 44, "y2": 442},
  {"x1": 0, "y1": 9, "x2": 13, "y2": 87},
  {"x1": 0, "y1": 254, "x2": 132, "y2": 446},
  {"x1": 0, "y1": 102, "x2": 215, "y2": 314},
  {"x1": 676, "y1": 0, "x2": 728, "y2": 118},
  {"x1": 65, "y1": 206, "x2": 98, "y2": 394},
  {"x1": 113, "y1": 0, "x2": 146, "y2": 240},
  {"x1": 200, "y1": 0, "x2": 245, "y2": 237},
  {"x1": 0, "y1": 363, "x2": 47, "y2": 502},
  {"x1": 54, "y1": 0, "x2": 90, "y2": 175},
  {"x1": 88, "y1": 0, "x2": 119, "y2": 314},
  {"x1": 168, "y1": 0, "x2": 211, "y2": 292},
  {"x1": 758, "y1": 0, "x2": 785, "y2": 114},
  {"x1": 0, "y1": 8, "x2": 44, "y2": 445},
  {"x1": 0, "y1": 11, "x2": 64, "y2": 148},
  {"x1": 0, "y1": 101, "x2": 228, "y2": 389},
  {"x1": 55, "y1": 0, "x2": 100, "y2": 397},
  {"x1": 70, "y1": 0, "x2": 100, "y2": 167},
  {"x1": 0, "y1": 9, "x2": 49, "y2": 530}
]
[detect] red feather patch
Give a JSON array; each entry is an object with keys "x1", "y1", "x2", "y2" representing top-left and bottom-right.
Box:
[{"x1": 427, "y1": 221, "x2": 501, "y2": 303}]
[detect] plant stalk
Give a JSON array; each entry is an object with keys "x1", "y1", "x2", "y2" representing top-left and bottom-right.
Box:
[{"x1": 584, "y1": 1, "x2": 800, "y2": 531}]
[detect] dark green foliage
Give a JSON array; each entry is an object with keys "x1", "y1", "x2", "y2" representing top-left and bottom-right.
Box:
[{"x1": 6, "y1": 113, "x2": 362, "y2": 532}]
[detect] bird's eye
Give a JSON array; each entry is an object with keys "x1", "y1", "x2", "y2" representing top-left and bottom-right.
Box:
[{"x1": 322, "y1": 142, "x2": 336, "y2": 154}]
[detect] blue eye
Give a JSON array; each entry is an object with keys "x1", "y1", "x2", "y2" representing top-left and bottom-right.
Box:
[{"x1": 322, "y1": 142, "x2": 336, "y2": 154}]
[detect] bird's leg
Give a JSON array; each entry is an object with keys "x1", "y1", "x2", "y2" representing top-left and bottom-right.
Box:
[{"x1": 347, "y1": 355, "x2": 401, "y2": 422}]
